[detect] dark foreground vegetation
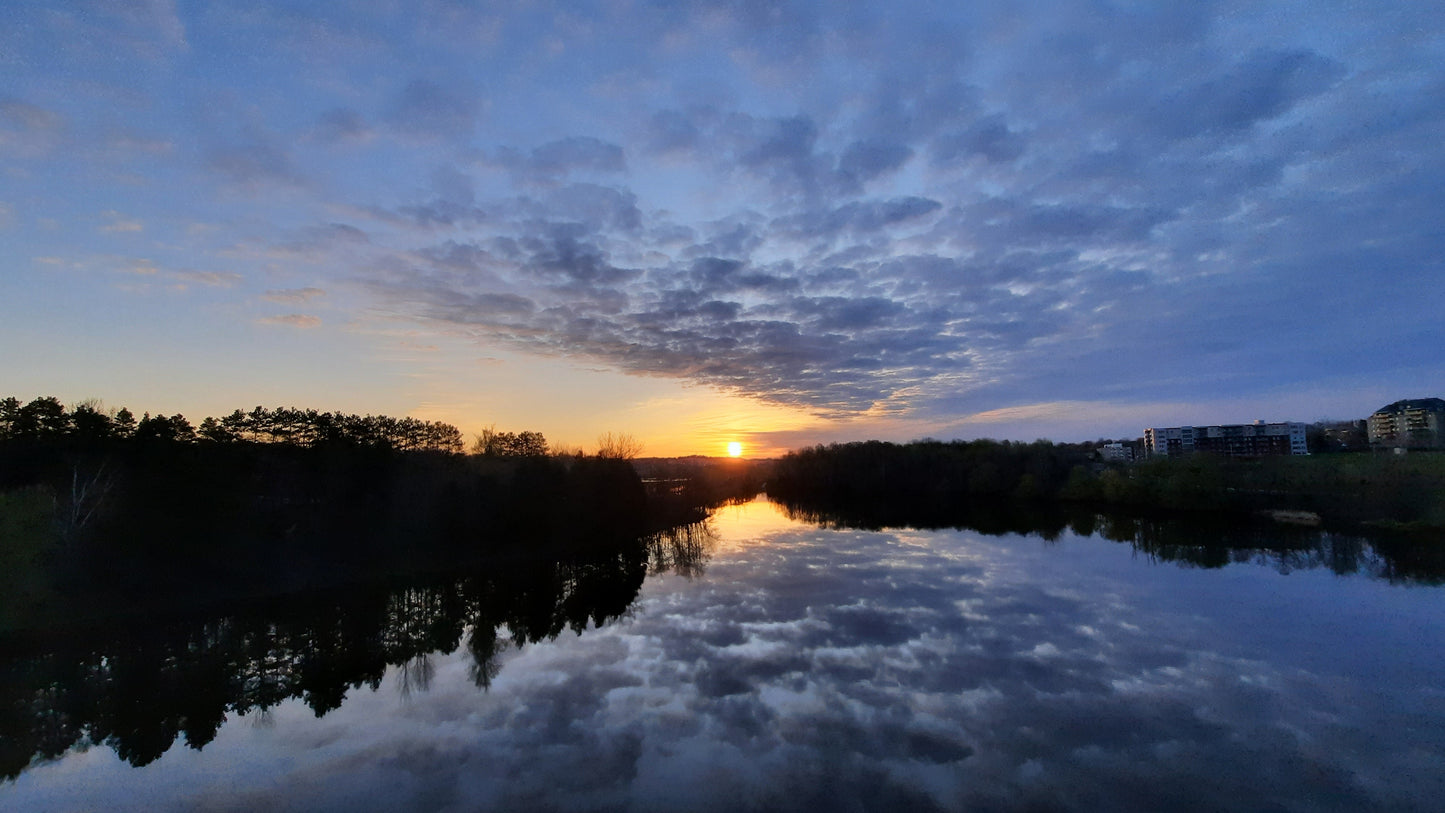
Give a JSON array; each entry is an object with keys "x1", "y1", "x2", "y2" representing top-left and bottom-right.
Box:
[
  {"x1": 0, "y1": 397, "x2": 760, "y2": 633},
  {"x1": 769, "y1": 439, "x2": 1445, "y2": 532}
]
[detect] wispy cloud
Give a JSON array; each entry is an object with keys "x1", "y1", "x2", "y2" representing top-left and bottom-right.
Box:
[
  {"x1": 100, "y1": 210, "x2": 144, "y2": 233},
  {"x1": 0, "y1": 97, "x2": 65, "y2": 157},
  {"x1": 208, "y1": 141, "x2": 305, "y2": 188},
  {"x1": 258, "y1": 314, "x2": 322, "y2": 328},
  {"x1": 386, "y1": 79, "x2": 482, "y2": 141},
  {"x1": 263, "y1": 287, "x2": 327, "y2": 303},
  {"x1": 173, "y1": 270, "x2": 242, "y2": 288},
  {"x1": 313, "y1": 108, "x2": 373, "y2": 145}
]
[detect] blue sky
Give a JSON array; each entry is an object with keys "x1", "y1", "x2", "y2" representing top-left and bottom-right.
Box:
[{"x1": 3, "y1": 1, "x2": 1442, "y2": 455}]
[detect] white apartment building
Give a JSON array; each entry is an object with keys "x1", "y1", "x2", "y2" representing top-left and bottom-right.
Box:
[{"x1": 1144, "y1": 421, "x2": 1307, "y2": 458}]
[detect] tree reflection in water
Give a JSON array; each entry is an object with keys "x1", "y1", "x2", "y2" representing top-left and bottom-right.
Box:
[
  {"x1": 775, "y1": 496, "x2": 1445, "y2": 584},
  {"x1": 646, "y1": 521, "x2": 717, "y2": 579},
  {"x1": 0, "y1": 521, "x2": 717, "y2": 779},
  {"x1": 4, "y1": 499, "x2": 1437, "y2": 784}
]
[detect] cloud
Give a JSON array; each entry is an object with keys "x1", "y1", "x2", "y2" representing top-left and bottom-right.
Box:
[
  {"x1": 5, "y1": 1, "x2": 1443, "y2": 437},
  {"x1": 366, "y1": 18, "x2": 1437, "y2": 418},
  {"x1": 0, "y1": 98, "x2": 63, "y2": 131},
  {"x1": 72, "y1": 0, "x2": 188, "y2": 58},
  {"x1": 646, "y1": 109, "x2": 702, "y2": 153},
  {"x1": 262, "y1": 287, "x2": 327, "y2": 303},
  {"x1": 100, "y1": 210, "x2": 144, "y2": 233},
  {"x1": 272, "y1": 223, "x2": 370, "y2": 255},
  {"x1": 258, "y1": 314, "x2": 322, "y2": 328},
  {"x1": 172, "y1": 270, "x2": 242, "y2": 287},
  {"x1": 837, "y1": 139, "x2": 913, "y2": 182},
  {"x1": 372, "y1": 233, "x2": 977, "y2": 413},
  {"x1": 540, "y1": 184, "x2": 641, "y2": 232},
  {"x1": 1152, "y1": 49, "x2": 1346, "y2": 140},
  {"x1": 104, "y1": 132, "x2": 174, "y2": 156},
  {"x1": 207, "y1": 141, "x2": 305, "y2": 188},
  {"x1": 731, "y1": 114, "x2": 838, "y2": 198},
  {"x1": 529, "y1": 137, "x2": 626, "y2": 175},
  {"x1": 0, "y1": 97, "x2": 65, "y2": 156},
  {"x1": 491, "y1": 137, "x2": 628, "y2": 185},
  {"x1": 106, "y1": 257, "x2": 244, "y2": 292},
  {"x1": 366, "y1": 186, "x2": 1134, "y2": 414},
  {"x1": 645, "y1": 109, "x2": 873, "y2": 198},
  {"x1": 314, "y1": 108, "x2": 373, "y2": 144},
  {"x1": 773, "y1": 196, "x2": 942, "y2": 238},
  {"x1": 389, "y1": 201, "x2": 489, "y2": 229},
  {"x1": 931, "y1": 114, "x2": 1025, "y2": 164},
  {"x1": 386, "y1": 79, "x2": 481, "y2": 140},
  {"x1": 122, "y1": 258, "x2": 160, "y2": 276}
]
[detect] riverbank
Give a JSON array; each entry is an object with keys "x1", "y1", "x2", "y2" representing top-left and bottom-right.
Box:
[
  {"x1": 767, "y1": 440, "x2": 1445, "y2": 534},
  {"x1": 1079, "y1": 452, "x2": 1445, "y2": 532}
]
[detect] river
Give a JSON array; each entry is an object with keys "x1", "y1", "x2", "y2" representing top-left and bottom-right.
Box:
[{"x1": 2, "y1": 496, "x2": 1443, "y2": 811}]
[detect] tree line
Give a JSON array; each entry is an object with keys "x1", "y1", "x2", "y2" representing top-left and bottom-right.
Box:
[
  {"x1": 767, "y1": 438, "x2": 1445, "y2": 532},
  {"x1": 768, "y1": 439, "x2": 1095, "y2": 504},
  {"x1": 0, "y1": 396, "x2": 684, "y2": 634},
  {"x1": 0, "y1": 397, "x2": 464, "y2": 453}
]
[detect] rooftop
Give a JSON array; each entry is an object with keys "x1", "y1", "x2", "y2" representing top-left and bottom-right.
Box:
[{"x1": 1373, "y1": 398, "x2": 1445, "y2": 415}]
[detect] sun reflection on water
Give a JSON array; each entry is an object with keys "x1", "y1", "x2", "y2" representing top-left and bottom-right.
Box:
[{"x1": 706, "y1": 495, "x2": 806, "y2": 549}]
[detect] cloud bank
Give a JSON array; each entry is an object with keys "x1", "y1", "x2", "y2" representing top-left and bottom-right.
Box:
[{"x1": 4, "y1": 1, "x2": 1443, "y2": 434}]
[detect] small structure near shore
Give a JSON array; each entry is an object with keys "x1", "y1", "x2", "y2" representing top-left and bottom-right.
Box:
[{"x1": 1261, "y1": 509, "x2": 1322, "y2": 527}]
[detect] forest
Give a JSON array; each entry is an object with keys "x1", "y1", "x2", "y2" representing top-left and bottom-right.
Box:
[
  {"x1": 768, "y1": 439, "x2": 1445, "y2": 532},
  {"x1": 0, "y1": 396, "x2": 757, "y2": 633},
  {"x1": 5, "y1": 396, "x2": 1440, "y2": 633}
]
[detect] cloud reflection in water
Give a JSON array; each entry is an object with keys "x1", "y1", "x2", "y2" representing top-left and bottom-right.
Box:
[{"x1": 8, "y1": 498, "x2": 1444, "y2": 812}]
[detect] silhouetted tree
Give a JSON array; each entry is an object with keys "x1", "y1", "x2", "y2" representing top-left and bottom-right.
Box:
[
  {"x1": 134, "y1": 413, "x2": 195, "y2": 444},
  {"x1": 596, "y1": 431, "x2": 643, "y2": 459},
  {"x1": 70, "y1": 401, "x2": 115, "y2": 444},
  {"x1": 112, "y1": 407, "x2": 136, "y2": 438},
  {"x1": 0, "y1": 396, "x2": 20, "y2": 439},
  {"x1": 15, "y1": 396, "x2": 69, "y2": 439},
  {"x1": 473, "y1": 427, "x2": 549, "y2": 457}
]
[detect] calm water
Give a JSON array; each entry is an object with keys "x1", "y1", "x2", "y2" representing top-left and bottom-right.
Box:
[{"x1": 3, "y1": 497, "x2": 1444, "y2": 811}]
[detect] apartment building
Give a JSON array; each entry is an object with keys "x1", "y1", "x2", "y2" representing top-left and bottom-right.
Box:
[
  {"x1": 1144, "y1": 421, "x2": 1307, "y2": 458},
  {"x1": 1368, "y1": 398, "x2": 1445, "y2": 449},
  {"x1": 1098, "y1": 441, "x2": 1134, "y2": 462}
]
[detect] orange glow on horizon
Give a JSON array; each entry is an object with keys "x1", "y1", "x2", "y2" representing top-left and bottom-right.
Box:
[{"x1": 405, "y1": 364, "x2": 825, "y2": 458}]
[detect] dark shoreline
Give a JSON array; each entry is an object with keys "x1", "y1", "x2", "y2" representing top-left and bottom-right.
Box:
[{"x1": 768, "y1": 439, "x2": 1445, "y2": 534}]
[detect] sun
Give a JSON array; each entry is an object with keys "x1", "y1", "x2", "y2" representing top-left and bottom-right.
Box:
[{"x1": 727, "y1": 441, "x2": 743, "y2": 458}]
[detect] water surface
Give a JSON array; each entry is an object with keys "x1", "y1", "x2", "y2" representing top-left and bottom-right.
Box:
[{"x1": 3, "y1": 497, "x2": 1443, "y2": 811}]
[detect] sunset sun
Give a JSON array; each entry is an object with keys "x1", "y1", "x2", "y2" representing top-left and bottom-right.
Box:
[{"x1": 727, "y1": 441, "x2": 743, "y2": 458}]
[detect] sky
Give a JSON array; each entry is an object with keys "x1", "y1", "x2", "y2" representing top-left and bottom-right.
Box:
[{"x1": 2, "y1": 1, "x2": 1442, "y2": 457}]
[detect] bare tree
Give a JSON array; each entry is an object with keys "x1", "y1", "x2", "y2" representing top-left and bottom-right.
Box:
[
  {"x1": 61, "y1": 460, "x2": 114, "y2": 543},
  {"x1": 596, "y1": 431, "x2": 643, "y2": 460}
]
